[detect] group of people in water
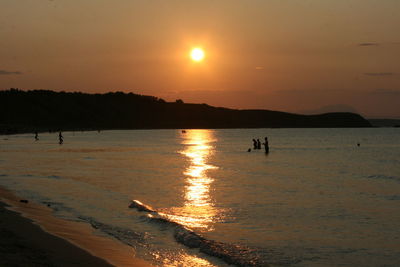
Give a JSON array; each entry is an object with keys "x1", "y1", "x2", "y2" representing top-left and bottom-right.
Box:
[
  {"x1": 249, "y1": 137, "x2": 269, "y2": 153},
  {"x1": 36, "y1": 130, "x2": 269, "y2": 151},
  {"x1": 34, "y1": 131, "x2": 63, "y2": 144}
]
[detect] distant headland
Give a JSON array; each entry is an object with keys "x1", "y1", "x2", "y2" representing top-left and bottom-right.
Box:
[{"x1": 0, "y1": 88, "x2": 371, "y2": 134}]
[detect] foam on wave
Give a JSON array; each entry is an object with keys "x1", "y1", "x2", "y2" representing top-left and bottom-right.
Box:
[
  {"x1": 79, "y1": 215, "x2": 146, "y2": 247},
  {"x1": 129, "y1": 200, "x2": 269, "y2": 266}
]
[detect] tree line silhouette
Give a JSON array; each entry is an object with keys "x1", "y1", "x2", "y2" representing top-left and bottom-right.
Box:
[{"x1": 0, "y1": 88, "x2": 371, "y2": 134}]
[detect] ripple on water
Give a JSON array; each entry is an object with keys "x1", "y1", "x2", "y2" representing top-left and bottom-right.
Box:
[
  {"x1": 47, "y1": 175, "x2": 61, "y2": 179},
  {"x1": 366, "y1": 174, "x2": 400, "y2": 182},
  {"x1": 386, "y1": 195, "x2": 400, "y2": 201}
]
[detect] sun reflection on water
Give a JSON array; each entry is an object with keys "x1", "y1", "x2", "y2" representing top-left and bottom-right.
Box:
[{"x1": 164, "y1": 130, "x2": 218, "y2": 230}]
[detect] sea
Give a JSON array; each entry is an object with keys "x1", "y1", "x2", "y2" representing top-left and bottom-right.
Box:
[{"x1": 0, "y1": 128, "x2": 399, "y2": 266}]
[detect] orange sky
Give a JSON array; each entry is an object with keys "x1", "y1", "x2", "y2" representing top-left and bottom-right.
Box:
[{"x1": 1, "y1": 0, "x2": 399, "y2": 118}]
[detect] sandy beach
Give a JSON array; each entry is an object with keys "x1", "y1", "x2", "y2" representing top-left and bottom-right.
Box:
[{"x1": 0, "y1": 187, "x2": 152, "y2": 267}]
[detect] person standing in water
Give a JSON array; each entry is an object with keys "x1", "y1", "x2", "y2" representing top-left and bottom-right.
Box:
[
  {"x1": 257, "y1": 139, "x2": 261, "y2": 149},
  {"x1": 34, "y1": 131, "x2": 39, "y2": 141},
  {"x1": 252, "y1": 139, "x2": 258, "y2": 149},
  {"x1": 263, "y1": 137, "x2": 269, "y2": 153},
  {"x1": 58, "y1": 131, "x2": 63, "y2": 145}
]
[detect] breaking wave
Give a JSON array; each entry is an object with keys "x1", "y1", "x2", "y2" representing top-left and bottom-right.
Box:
[{"x1": 129, "y1": 200, "x2": 269, "y2": 266}]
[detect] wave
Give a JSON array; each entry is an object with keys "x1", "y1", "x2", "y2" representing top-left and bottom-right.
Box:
[
  {"x1": 48, "y1": 147, "x2": 141, "y2": 153},
  {"x1": 367, "y1": 174, "x2": 400, "y2": 182},
  {"x1": 78, "y1": 215, "x2": 146, "y2": 247},
  {"x1": 15, "y1": 174, "x2": 61, "y2": 179},
  {"x1": 129, "y1": 200, "x2": 157, "y2": 213},
  {"x1": 47, "y1": 175, "x2": 61, "y2": 179},
  {"x1": 129, "y1": 200, "x2": 269, "y2": 266},
  {"x1": 386, "y1": 195, "x2": 400, "y2": 201},
  {"x1": 38, "y1": 201, "x2": 149, "y2": 251}
]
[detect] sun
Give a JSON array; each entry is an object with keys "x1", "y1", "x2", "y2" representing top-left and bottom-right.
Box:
[{"x1": 190, "y1": 48, "x2": 205, "y2": 62}]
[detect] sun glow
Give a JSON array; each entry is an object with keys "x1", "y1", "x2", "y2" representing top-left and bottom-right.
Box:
[{"x1": 190, "y1": 48, "x2": 205, "y2": 62}]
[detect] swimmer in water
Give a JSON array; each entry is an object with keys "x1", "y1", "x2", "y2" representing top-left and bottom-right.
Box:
[
  {"x1": 263, "y1": 137, "x2": 269, "y2": 153},
  {"x1": 58, "y1": 131, "x2": 63, "y2": 145}
]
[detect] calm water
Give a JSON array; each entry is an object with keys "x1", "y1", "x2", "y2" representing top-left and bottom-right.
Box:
[{"x1": 0, "y1": 128, "x2": 399, "y2": 266}]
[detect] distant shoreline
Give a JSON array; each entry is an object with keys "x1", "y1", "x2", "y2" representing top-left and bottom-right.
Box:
[{"x1": 0, "y1": 89, "x2": 372, "y2": 131}]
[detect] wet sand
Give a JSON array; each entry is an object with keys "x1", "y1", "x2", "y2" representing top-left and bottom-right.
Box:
[{"x1": 0, "y1": 187, "x2": 152, "y2": 267}]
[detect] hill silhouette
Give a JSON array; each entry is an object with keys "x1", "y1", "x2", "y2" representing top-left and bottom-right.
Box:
[
  {"x1": 0, "y1": 89, "x2": 371, "y2": 134},
  {"x1": 300, "y1": 104, "x2": 358, "y2": 115}
]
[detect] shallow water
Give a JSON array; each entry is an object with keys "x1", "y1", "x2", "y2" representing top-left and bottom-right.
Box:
[{"x1": 0, "y1": 128, "x2": 399, "y2": 266}]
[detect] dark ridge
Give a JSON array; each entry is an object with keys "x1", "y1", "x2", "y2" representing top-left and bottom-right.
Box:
[
  {"x1": 368, "y1": 119, "x2": 400, "y2": 127},
  {"x1": 0, "y1": 88, "x2": 371, "y2": 134}
]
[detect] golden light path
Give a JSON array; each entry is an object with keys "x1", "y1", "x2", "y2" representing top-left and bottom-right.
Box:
[{"x1": 163, "y1": 130, "x2": 218, "y2": 230}]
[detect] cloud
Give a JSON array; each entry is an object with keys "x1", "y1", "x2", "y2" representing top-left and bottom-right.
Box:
[
  {"x1": 0, "y1": 70, "x2": 22, "y2": 75},
  {"x1": 358, "y1": 42, "x2": 400, "y2": 47},
  {"x1": 364, "y1": 72, "x2": 395, "y2": 76},
  {"x1": 371, "y1": 89, "x2": 400, "y2": 95},
  {"x1": 358, "y1": 42, "x2": 379, "y2": 46}
]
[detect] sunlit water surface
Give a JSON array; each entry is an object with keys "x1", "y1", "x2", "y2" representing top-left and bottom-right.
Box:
[{"x1": 0, "y1": 128, "x2": 399, "y2": 266}]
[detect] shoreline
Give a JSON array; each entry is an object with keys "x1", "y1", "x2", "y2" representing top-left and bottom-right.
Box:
[{"x1": 0, "y1": 186, "x2": 152, "y2": 267}]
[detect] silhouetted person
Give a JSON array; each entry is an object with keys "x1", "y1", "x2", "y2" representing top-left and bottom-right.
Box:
[
  {"x1": 59, "y1": 131, "x2": 63, "y2": 145},
  {"x1": 34, "y1": 131, "x2": 39, "y2": 141},
  {"x1": 252, "y1": 139, "x2": 257, "y2": 149},
  {"x1": 263, "y1": 137, "x2": 269, "y2": 153},
  {"x1": 247, "y1": 148, "x2": 251, "y2": 152},
  {"x1": 257, "y1": 139, "x2": 261, "y2": 149}
]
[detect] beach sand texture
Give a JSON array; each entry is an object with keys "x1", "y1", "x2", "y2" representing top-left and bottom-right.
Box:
[{"x1": 0, "y1": 187, "x2": 152, "y2": 267}]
